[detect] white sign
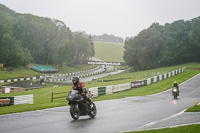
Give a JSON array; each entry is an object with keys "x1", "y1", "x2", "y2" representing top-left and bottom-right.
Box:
[
  {"x1": 88, "y1": 61, "x2": 121, "y2": 66},
  {"x1": 5, "y1": 88, "x2": 10, "y2": 93}
]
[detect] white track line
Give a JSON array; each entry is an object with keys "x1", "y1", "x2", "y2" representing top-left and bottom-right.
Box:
[
  {"x1": 121, "y1": 109, "x2": 186, "y2": 133},
  {"x1": 132, "y1": 122, "x2": 200, "y2": 132}
]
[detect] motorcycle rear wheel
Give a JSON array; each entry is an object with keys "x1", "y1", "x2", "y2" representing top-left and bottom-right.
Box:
[{"x1": 70, "y1": 104, "x2": 80, "y2": 120}]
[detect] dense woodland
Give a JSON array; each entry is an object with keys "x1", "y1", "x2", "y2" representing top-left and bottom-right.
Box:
[
  {"x1": 0, "y1": 4, "x2": 94, "y2": 67},
  {"x1": 1, "y1": 3, "x2": 200, "y2": 70},
  {"x1": 92, "y1": 33, "x2": 124, "y2": 43},
  {"x1": 124, "y1": 17, "x2": 200, "y2": 70}
]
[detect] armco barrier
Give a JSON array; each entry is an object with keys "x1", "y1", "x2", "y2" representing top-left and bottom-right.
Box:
[
  {"x1": 0, "y1": 76, "x2": 41, "y2": 84},
  {"x1": 164, "y1": 73, "x2": 167, "y2": 79},
  {"x1": 172, "y1": 71, "x2": 174, "y2": 76},
  {"x1": 132, "y1": 81, "x2": 143, "y2": 88},
  {"x1": 159, "y1": 75, "x2": 162, "y2": 81},
  {"x1": 14, "y1": 94, "x2": 33, "y2": 105},
  {"x1": 151, "y1": 78, "x2": 154, "y2": 84},
  {"x1": 131, "y1": 82, "x2": 135, "y2": 88},
  {"x1": 98, "y1": 87, "x2": 106, "y2": 96},
  {"x1": 89, "y1": 87, "x2": 98, "y2": 97},
  {"x1": 106, "y1": 85, "x2": 113, "y2": 95},
  {"x1": 147, "y1": 78, "x2": 151, "y2": 85},
  {"x1": 112, "y1": 83, "x2": 131, "y2": 93},
  {"x1": 143, "y1": 80, "x2": 147, "y2": 86},
  {"x1": 157, "y1": 75, "x2": 159, "y2": 82},
  {"x1": 88, "y1": 68, "x2": 185, "y2": 99},
  {"x1": 154, "y1": 76, "x2": 157, "y2": 83}
]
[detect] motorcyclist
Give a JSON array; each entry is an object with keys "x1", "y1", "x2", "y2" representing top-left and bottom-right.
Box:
[
  {"x1": 68, "y1": 77, "x2": 92, "y2": 105},
  {"x1": 172, "y1": 81, "x2": 179, "y2": 95}
]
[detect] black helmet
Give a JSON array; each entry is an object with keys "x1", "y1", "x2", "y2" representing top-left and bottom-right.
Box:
[{"x1": 72, "y1": 77, "x2": 79, "y2": 85}]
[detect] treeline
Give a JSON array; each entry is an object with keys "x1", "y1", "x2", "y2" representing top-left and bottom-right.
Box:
[
  {"x1": 92, "y1": 33, "x2": 123, "y2": 43},
  {"x1": 0, "y1": 4, "x2": 94, "y2": 67},
  {"x1": 124, "y1": 17, "x2": 200, "y2": 70}
]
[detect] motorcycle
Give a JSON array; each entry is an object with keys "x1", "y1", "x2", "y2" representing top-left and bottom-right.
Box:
[
  {"x1": 172, "y1": 87, "x2": 179, "y2": 99},
  {"x1": 67, "y1": 90, "x2": 97, "y2": 120}
]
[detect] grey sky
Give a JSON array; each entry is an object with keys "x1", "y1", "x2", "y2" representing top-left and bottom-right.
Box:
[{"x1": 0, "y1": 0, "x2": 200, "y2": 39}]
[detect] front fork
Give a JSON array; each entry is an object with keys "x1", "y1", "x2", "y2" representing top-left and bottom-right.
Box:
[{"x1": 75, "y1": 103, "x2": 79, "y2": 112}]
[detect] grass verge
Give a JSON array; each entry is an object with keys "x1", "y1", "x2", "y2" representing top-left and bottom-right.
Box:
[
  {"x1": 186, "y1": 105, "x2": 200, "y2": 112},
  {"x1": 125, "y1": 124, "x2": 200, "y2": 133}
]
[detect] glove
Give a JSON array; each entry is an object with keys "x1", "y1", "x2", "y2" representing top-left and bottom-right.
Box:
[{"x1": 83, "y1": 88, "x2": 87, "y2": 93}]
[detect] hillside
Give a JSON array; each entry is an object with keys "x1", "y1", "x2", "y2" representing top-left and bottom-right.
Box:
[
  {"x1": 92, "y1": 33, "x2": 123, "y2": 43},
  {"x1": 94, "y1": 41, "x2": 124, "y2": 62}
]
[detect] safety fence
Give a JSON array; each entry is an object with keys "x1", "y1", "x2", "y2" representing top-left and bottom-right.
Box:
[
  {"x1": 51, "y1": 91, "x2": 68, "y2": 103},
  {"x1": 0, "y1": 76, "x2": 40, "y2": 84},
  {"x1": 0, "y1": 66, "x2": 100, "y2": 84},
  {"x1": 89, "y1": 68, "x2": 185, "y2": 98},
  {"x1": 0, "y1": 94, "x2": 33, "y2": 107}
]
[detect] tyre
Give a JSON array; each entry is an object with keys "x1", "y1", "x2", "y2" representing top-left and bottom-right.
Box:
[
  {"x1": 70, "y1": 104, "x2": 80, "y2": 120},
  {"x1": 88, "y1": 103, "x2": 97, "y2": 118}
]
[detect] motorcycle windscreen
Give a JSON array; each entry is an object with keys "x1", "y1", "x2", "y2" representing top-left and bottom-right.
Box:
[
  {"x1": 71, "y1": 90, "x2": 79, "y2": 95},
  {"x1": 67, "y1": 90, "x2": 79, "y2": 101}
]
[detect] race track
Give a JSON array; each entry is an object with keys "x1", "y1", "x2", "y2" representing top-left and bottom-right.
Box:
[{"x1": 0, "y1": 74, "x2": 200, "y2": 133}]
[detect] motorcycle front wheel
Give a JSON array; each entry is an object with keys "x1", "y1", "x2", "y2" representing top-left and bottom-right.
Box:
[
  {"x1": 70, "y1": 104, "x2": 80, "y2": 120},
  {"x1": 174, "y1": 94, "x2": 178, "y2": 99},
  {"x1": 88, "y1": 103, "x2": 97, "y2": 118}
]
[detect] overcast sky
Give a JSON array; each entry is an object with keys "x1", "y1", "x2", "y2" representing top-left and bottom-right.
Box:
[{"x1": 0, "y1": 0, "x2": 200, "y2": 39}]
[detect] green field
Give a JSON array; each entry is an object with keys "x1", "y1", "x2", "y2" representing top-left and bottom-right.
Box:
[
  {"x1": 94, "y1": 41, "x2": 124, "y2": 62},
  {"x1": 126, "y1": 124, "x2": 200, "y2": 133},
  {"x1": 0, "y1": 63, "x2": 199, "y2": 115},
  {"x1": 57, "y1": 64, "x2": 97, "y2": 74},
  {"x1": 0, "y1": 64, "x2": 97, "y2": 80},
  {"x1": 0, "y1": 67, "x2": 39, "y2": 80}
]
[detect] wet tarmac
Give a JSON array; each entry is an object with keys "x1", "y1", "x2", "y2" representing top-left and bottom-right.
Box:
[{"x1": 0, "y1": 74, "x2": 200, "y2": 133}]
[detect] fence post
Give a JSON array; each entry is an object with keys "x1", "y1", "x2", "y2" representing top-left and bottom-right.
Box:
[{"x1": 51, "y1": 92, "x2": 54, "y2": 103}]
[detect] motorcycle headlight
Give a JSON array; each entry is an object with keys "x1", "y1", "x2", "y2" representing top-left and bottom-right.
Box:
[{"x1": 173, "y1": 89, "x2": 177, "y2": 92}]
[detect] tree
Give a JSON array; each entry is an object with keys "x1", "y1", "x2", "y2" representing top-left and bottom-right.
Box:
[{"x1": 124, "y1": 17, "x2": 200, "y2": 70}]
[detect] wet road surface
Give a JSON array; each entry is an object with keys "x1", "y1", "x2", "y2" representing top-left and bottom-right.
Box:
[
  {"x1": 0, "y1": 74, "x2": 200, "y2": 133},
  {"x1": 80, "y1": 69, "x2": 125, "y2": 82}
]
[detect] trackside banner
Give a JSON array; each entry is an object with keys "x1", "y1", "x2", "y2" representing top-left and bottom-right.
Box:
[
  {"x1": 87, "y1": 61, "x2": 126, "y2": 66},
  {"x1": 0, "y1": 97, "x2": 14, "y2": 107}
]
